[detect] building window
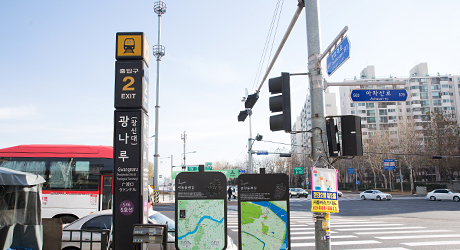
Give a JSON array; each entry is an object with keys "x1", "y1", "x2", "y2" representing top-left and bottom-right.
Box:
[
  {"x1": 433, "y1": 100, "x2": 442, "y2": 106},
  {"x1": 380, "y1": 117, "x2": 388, "y2": 123},
  {"x1": 358, "y1": 103, "x2": 365, "y2": 106},
  {"x1": 421, "y1": 100, "x2": 430, "y2": 107},
  {"x1": 432, "y1": 92, "x2": 441, "y2": 99},
  {"x1": 351, "y1": 103, "x2": 355, "y2": 107},
  {"x1": 399, "y1": 109, "x2": 402, "y2": 112},
  {"x1": 411, "y1": 93, "x2": 419, "y2": 97},
  {"x1": 434, "y1": 107, "x2": 442, "y2": 113},
  {"x1": 388, "y1": 109, "x2": 396, "y2": 113},
  {"x1": 379, "y1": 109, "x2": 388, "y2": 115},
  {"x1": 443, "y1": 107, "x2": 451, "y2": 110},
  {"x1": 432, "y1": 85, "x2": 441, "y2": 90},
  {"x1": 359, "y1": 110, "x2": 366, "y2": 114},
  {"x1": 366, "y1": 103, "x2": 375, "y2": 109},
  {"x1": 351, "y1": 111, "x2": 355, "y2": 114},
  {"x1": 367, "y1": 117, "x2": 376, "y2": 123},
  {"x1": 406, "y1": 101, "x2": 410, "y2": 105},
  {"x1": 419, "y1": 86, "x2": 428, "y2": 92},
  {"x1": 442, "y1": 84, "x2": 449, "y2": 88},
  {"x1": 420, "y1": 93, "x2": 429, "y2": 99},
  {"x1": 407, "y1": 108, "x2": 411, "y2": 112},
  {"x1": 367, "y1": 110, "x2": 375, "y2": 116},
  {"x1": 389, "y1": 116, "x2": 397, "y2": 120}
]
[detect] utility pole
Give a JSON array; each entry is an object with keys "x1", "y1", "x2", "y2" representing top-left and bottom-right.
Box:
[
  {"x1": 181, "y1": 131, "x2": 187, "y2": 167},
  {"x1": 305, "y1": 0, "x2": 330, "y2": 249},
  {"x1": 247, "y1": 110, "x2": 253, "y2": 174},
  {"x1": 152, "y1": 0, "x2": 166, "y2": 192}
]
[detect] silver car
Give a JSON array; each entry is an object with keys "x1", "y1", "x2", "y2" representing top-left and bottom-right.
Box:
[
  {"x1": 426, "y1": 189, "x2": 460, "y2": 201},
  {"x1": 61, "y1": 209, "x2": 237, "y2": 250},
  {"x1": 360, "y1": 190, "x2": 392, "y2": 201}
]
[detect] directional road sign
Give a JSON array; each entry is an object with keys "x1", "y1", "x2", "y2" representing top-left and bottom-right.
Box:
[
  {"x1": 383, "y1": 159, "x2": 396, "y2": 170},
  {"x1": 327, "y1": 36, "x2": 350, "y2": 76},
  {"x1": 256, "y1": 151, "x2": 269, "y2": 155},
  {"x1": 351, "y1": 89, "x2": 408, "y2": 102},
  {"x1": 348, "y1": 168, "x2": 355, "y2": 175},
  {"x1": 293, "y1": 167, "x2": 304, "y2": 175}
]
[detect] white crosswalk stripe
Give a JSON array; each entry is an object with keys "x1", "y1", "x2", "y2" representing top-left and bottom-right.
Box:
[{"x1": 226, "y1": 210, "x2": 460, "y2": 249}]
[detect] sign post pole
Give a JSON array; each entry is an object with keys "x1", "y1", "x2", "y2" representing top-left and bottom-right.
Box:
[{"x1": 113, "y1": 32, "x2": 150, "y2": 250}]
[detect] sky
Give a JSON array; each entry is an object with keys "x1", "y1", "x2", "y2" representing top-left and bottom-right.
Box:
[{"x1": 1, "y1": 0, "x2": 460, "y2": 179}]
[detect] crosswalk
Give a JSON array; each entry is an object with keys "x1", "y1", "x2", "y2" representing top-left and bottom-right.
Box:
[
  {"x1": 226, "y1": 210, "x2": 460, "y2": 249},
  {"x1": 288, "y1": 196, "x2": 427, "y2": 202}
]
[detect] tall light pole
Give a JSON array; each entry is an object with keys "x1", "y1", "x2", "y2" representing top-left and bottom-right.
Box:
[{"x1": 152, "y1": 1, "x2": 166, "y2": 191}]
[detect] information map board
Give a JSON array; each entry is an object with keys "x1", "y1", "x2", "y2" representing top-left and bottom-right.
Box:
[
  {"x1": 238, "y1": 173, "x2": 290, "y2": 250},
  {"x1": 175, "y1": 166, "x2": 227, "y2": 250}
]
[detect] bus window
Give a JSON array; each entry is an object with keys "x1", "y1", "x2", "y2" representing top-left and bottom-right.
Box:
[{"x1": 0, "y1": 159, "x2": 46, "y2": 178}]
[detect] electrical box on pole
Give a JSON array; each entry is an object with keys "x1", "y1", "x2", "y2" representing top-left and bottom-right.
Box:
[{"x1": 268, "y1": 72, "x2": 291, "y2": 132}]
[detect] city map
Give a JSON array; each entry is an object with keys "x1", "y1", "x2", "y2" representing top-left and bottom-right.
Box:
[
  {"x1": 240, "y1": 201, "x2": 288, "y2": 250},
  {"x1": 177, "y1": 199, "x2": 225, "y2": 250}
]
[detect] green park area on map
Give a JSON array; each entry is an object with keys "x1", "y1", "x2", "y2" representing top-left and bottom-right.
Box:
[
  {"x1": 177, "y1": 200, "x2": 225, "y2": 250},
  {"x1": 240, "y1": 201, "x2": 288, "y2": 250}
]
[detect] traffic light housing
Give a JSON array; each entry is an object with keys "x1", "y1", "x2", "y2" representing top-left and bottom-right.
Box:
[
  {"x1": 326, "y1": 118, "x2": 340, "y2": 157},
  {"x1": 269, "y1": 72, "x2": 291, "y2": 132},
  {"x1": 431, "y1": 156, "x2": 442, "y2": 159},
  {"x1": 245, "y1": 93, "x2": 259, "y2": 109}
]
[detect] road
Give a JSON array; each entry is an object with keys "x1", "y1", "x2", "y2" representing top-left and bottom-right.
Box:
[{"x1": 154, "y1": 193, "x2": 460, "y2": 249}]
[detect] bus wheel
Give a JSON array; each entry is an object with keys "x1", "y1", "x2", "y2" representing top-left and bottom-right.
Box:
[{"x1": 59, "y1": 215, "x2": 78, "y2": 224}]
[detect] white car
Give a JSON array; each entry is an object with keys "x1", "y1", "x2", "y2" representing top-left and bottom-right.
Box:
[
  {"x1": 360, "y1": 190, "x2": 392, "y2": 201},
  {"x1": 337, "y1": 190, "x2": 343, "y2": 197},
  {"x1": 61, "y1": 209, "x2": 237, "y2": 250},
  {"x1": 426, "y1": 189, "x2": 460, "y2": 202}
]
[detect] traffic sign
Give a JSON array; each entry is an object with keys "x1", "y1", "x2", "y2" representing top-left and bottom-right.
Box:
[
  {"x1": 384, "y1": 159, "x2": 396, "y2": 170},
  {"x1": 239, "y1": 170, "x2": 246, "y2": 174},
  {"x1": 351, "y1": 89, "x2": 408, "y2": 102},
  {"x1": 327, "y1": 36, "x2": 350, "y2": 76},
  {"x1": 256, "y1": 151, "x2": 269, "y2": 155},
  {"x1": 187, "y1": 166, "x2": 198, "y2": 171},
  {"x1": 348, "y1": 168, "x2": 354, "y2": 175},
  {"x1": 293, "y1": 167, "x2": 304, "y2": 175}
]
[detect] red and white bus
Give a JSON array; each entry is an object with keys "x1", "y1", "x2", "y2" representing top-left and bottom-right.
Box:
[{"x1": 0, "y1": 144, "x2": 113, "y2": 223}]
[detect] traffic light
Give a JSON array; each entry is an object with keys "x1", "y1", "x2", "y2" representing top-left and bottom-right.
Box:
[
  {"x1": 268, "y1": 72, "x2": 291, "y2": 132},
  {"x1": 326, "y1": 118, "x2": 340, "y2": 157},
  {"x1": 431, "y1": 156, "x2": 442, "y2": 159},
  {"x1": 245, "y1": 93, "x2": 259, "y2": 109}
]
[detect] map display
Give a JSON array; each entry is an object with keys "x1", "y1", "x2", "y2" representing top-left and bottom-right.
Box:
[
  {"x1": 177, "y1": 199, "x2": 225, "y2": 250},
  {"x1": 240, "y1": 201, "x2": 288, "y2": 250}
]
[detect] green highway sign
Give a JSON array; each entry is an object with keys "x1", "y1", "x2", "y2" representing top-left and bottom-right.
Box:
[
  {"x1": 293, "y1": 167, "x2": 304, "y2": 175},
  {"x1": 187, "y1": 166, "x2": 198, "y2": 171}
]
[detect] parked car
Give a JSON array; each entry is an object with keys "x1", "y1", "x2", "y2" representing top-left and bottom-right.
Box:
[
  {"x1": 426, "y1": 189, "x2": 460, "y2": 202},
  {"x1": 360, "y1": 190, "x2": 392, "y2": 201},
  {"x1": 289, "y1": 188, "x2": 309, "y2": 198},
  {"x1": 337, "y1": 190, "x2": 343, "y2": 197},
  {"x1": 61, "y1": 209, "x2": 237, "y2": 250}
]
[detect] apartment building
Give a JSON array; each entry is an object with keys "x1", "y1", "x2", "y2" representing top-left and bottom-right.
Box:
[{"x1": 339, "y1": 63, "x2": 460, "y2": 142}]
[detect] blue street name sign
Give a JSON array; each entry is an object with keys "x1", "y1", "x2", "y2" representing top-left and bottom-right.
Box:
[
  {"x1": 256, "y1": 151, "x2": 269, "y2": 155},
  {"x1": 356, "y1": 180, "x2": 360, "y2": 185},
  {"x1": 351, "y1": 89, "x2": 408, "y2": 102},
  {"x1": 239, "y1": 170, "x2": 246, "y2": 174},
  {"x1": 327, "y1": 36, "x2": 350, "y2": 76},
  {"x1": 384, "y1": 159, "x2": 396, "y2": 170},
  {"x1": 348, "y1": 168, "x2": 354, "y2": 175}
]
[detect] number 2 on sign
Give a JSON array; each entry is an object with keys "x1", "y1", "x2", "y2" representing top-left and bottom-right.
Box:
[{"x1": 122, "y1": 76, "x2": 135, "y2": 91}]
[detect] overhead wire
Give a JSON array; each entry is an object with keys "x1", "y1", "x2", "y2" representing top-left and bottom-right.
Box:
[{"x1": 251, "y1": 0, "x2": 285, "y2": 93}]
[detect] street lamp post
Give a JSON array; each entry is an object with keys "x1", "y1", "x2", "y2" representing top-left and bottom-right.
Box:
[{"x1": 181, "y1": 151, "x2": 196, "y2": 170}]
